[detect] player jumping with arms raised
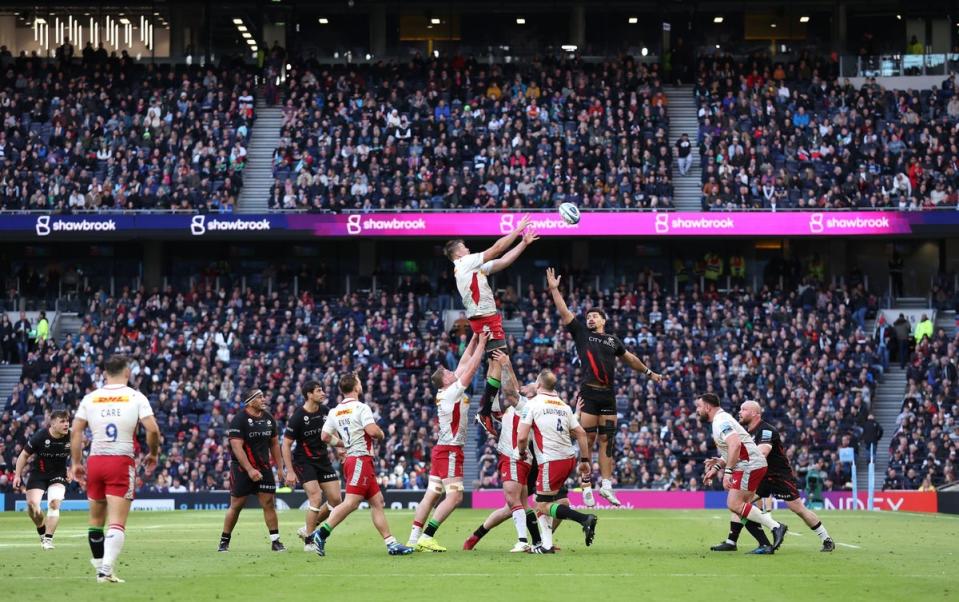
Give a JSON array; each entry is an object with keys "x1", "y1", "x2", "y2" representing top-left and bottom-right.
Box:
[
  {"x1": 443, "y1": 214, "x2": 538, "y2": 436},
  {"x1": 71, "y1": 355, "x2": 160, "y2": 583},
  {"x1": 546, "y1": 267, "x2": 662, "y2": 506},
  {"x1": 13, "y1": 409, "x2": 71, "y2": 549},
  {"x1": 282, "y1": 380, "x2": 343, "y2": 552},
  {"x1": 310, "y1": 373, "x2": 413, "y2": 557},
  {"x1": 408, "y1": 332, "x2": 487, "y2": 552},
  {"x1": 695, "y1": 393, "x2": 788, "y2": 554},
  {"x1": 516, "y1": 369, "x2": 598, "y2": 553},
  {"x1": 707, "y1": 400, "x2": 834, "y2": 553}
]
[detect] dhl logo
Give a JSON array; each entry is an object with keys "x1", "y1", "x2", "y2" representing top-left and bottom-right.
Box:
[
  {"x1": 335, "y1": 408, "x2": 353, "y2": 416},
  {"x1": 93, "y1": 395, "x2": 131, "y2": 403},
  {"x1": 543, "y1": 399, "x2": 564, "y2": 407}
]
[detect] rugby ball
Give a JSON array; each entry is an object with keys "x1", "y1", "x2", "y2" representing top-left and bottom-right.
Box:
[{"x1": 559, "y1": 202, "x2": 580, "y2": 225}]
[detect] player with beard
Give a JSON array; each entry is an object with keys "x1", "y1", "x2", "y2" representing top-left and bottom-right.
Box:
[{"x1": 546, "y1": 268, "x2": 662, "y2": 506}]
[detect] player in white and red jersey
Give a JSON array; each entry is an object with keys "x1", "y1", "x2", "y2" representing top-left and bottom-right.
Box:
[
  {"x1": 516, "y1": 370, "x2": 597, "y2": 553},
  {"x1": 443, "y1": 213, "x2": 538, "y2": 436},
  {"x1": 310, "y1": 373, "x2": 413, "y2": 557},
  {"x1": 695, "y1": 393, "x2": 788, "y2": 553},
  {"x1": 70, "y1": 355, "x2": 160, "y2": 583},
  {"x1": 407, "y1": 332, "x2": 487, "y2": 552},
  {"x1": 463, "y1": 351, "x2": 544, "y2": 552}
]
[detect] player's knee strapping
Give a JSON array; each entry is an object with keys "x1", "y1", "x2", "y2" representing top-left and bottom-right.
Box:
[
  {"x1": 444, "y1": 481, "x2": 464, "y2": 493},
  {"x1": 308, "y1": 505, "x2": 324, "y2": 513},
  {"x1": 600, "y1": 423, "x2": 617, "y2": 456},
  {"x1": 47, "y1": 483, "x2": 66, "y2": 502},
  {"x1": 47, "y1": 508, "x2": 60, "y2": 518},
  {"x1": 428, "y1": 477, "x2": 444, "y2": 494}
]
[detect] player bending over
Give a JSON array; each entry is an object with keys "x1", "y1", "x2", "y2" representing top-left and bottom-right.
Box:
[
  {"x1": 71, "y1": 355, "x2": 160, "y2": 583},
  {"x1": 464, "y1": 351, "x2": 542, "y2": 552},
  {"x1": 444, "y1": 213, "x2": 538, "y2": 436},
  {"x1": 707, "y1": 400, "x2": 834, "y2": 553},
  {"x1": 310, "y1": 373, "x2": 413, "y2": 556},
  {"x1": 695, "y1": 393, "x2": 787, "y2": 555},
  {"x1": 516, "y1": 369, "x2": 597, "y2": 554},
  {"x1": 546, "y1": 267, "x2": 662, "y2": 506},
  {"x1": 282, "y1": 380, "x2": 343, "y2": 552},
  {"x1": 13, "y1": 409, "x2": 71, "y2": 549},
  {"x1": 408, "y1": 332, "x2": 487, "y2": 552},
  {"x1": 219, "y1": 388, "x2": 287, "y2": 553}
]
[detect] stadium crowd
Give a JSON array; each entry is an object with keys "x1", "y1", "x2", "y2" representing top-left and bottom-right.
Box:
[
  {"x1": 0, "y1": 266, "x2": 898, "y2": 494},
  {"x1": 0, "y1": 48, "x2": 254, "y2": 212},
  {"x1": 694, "y1": 52, "x2": 959, "y2": 210},
  {"x1": 269, "y1": 56, "x2": 674, "y2": 211}
]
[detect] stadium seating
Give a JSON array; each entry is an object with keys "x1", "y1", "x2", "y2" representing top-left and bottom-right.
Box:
[
  {"x1": 269, "y1": 57, "x2": 674, "y2": 211},
  {"x1": 0, "y1": 55, "x2": 253, "y2": 212},
  {"x1": 694, "y1": 53, "x2": 959, "y2": 210},
  {"x1": 0, "y1": 274, "x2": 894, "y2": 494}
]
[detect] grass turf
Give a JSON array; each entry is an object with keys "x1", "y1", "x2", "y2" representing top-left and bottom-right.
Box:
[{"x1": 0, "y1": 509, "x2": 955, "y2": 601}]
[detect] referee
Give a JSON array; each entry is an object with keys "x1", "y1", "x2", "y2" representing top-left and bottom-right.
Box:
[{"x1": 546, "y1": 268, "x2": 662, "y2": 507}]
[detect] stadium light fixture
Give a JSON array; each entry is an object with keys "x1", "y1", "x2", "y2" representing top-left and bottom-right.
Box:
[
  {"x1": 896, "y1": 14, "x2": 902, "y2": 20},
  {"x1": 628, "y1": 17, "x2": 638, "y2": 24},
  {"x1": 242, "y1": 32, "x2": 252, "y2": 39},
  {"x1": 799, "y1": 16, "x2": 810, "y2": 23},
  {"x1": 237, "y1": 25, "x2": 248, "y2": 32},
  {"x1": 516, "y1": 17, "x2": 526, "y2": 25},
  {"x1": 232, "y1": 18, "x2": 243, "y2": 25},
  {"x1": 319, "y1": 17, "x2": 329, "y2": 24},
  {"x1": 713, "y1": 16, "x2": 724, "y2": 23},
  {"x1": 246, "y1": 38, "x2": 257, "y2": 46},
  {"x1": 561, "y1": 44, "x2": 577, "y2": 52},
  {"x1": 365, "y1": 53, "x2": 371, "y2": 60},
  {"x1": 431, "y1": 18, "x2": 441, "y2": 25},
  {"x1": 770, "y1": 23, "x2": 777, "y2": 28},
  {"x1": 433, "y1": 50, "x2": 439, "y2": 58},
  {"x1": 641, "y1": 47, "x2": 648, "y2": 56}
]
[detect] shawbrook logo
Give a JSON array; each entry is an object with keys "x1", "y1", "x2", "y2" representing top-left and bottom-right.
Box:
[
  {"x1": 655, "y1": 214, "x2": 735, "y2": 233},
  {"x1": 346, "y1": 215, "x2": 427, "y2": 235},
  {"x1": 35, "y1": 215, "x2": 118, "y2": 236},
  {"x1": 498, "y1": 213, "x2": 577, "y2": 234},
  {"x1": 190, "y1": 215, "x2": 271, "y2": 236},
  {"x1": 809, "y1": 213, "x2": 891, "y2": 233}
]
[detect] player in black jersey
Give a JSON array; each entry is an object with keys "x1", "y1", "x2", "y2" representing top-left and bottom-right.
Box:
[
  {"x1": 546, "y1": 268, "x2": 662, "y2": 506},
  {"x1": 219, "y1": 389, "x2": 287, "y2": 553},
  {"x1": 707, "y1": 400, "x2": 835, "y2": 553},
  {"x1": 282, "y1": 380, "x2": 343, "y2": 552},
  {"x1": 13, "y1": 410, "x2": 71, "y2": 550}
]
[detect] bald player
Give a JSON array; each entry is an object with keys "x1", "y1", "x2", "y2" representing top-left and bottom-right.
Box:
[{"x1": 707, "y1": 400, "x2": 834, "y2": 553}]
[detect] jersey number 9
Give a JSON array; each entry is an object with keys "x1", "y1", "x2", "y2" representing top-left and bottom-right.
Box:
[{"x1": 105, "y1": 423, "x2": 118, "y2": 442}]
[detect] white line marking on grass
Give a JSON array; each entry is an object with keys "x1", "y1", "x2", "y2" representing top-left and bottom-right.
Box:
[{"x1": 836, "y1": 542, "x2": 862, "y2": 549}]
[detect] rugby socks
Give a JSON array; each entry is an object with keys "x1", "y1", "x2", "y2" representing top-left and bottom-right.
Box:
[
  {"x1": 549, "y1": 503, "x2": 588, "y2": 526},
  {"x1": 317, "y1": 522, "x2": 333, "y2": 541},
  {"x1": 424, "y1": 519, "x2": 442, "y2": 537},
  {"x1": 525, "y1": 510, "x2": 542, "y2": 545},
  {"x1": 37, "y1": 525, "x2": 46, "y2": 537},
  {"x1": 811, "y1": 521, "x2": 830, "y2": 542},
  {"x1": 472, "y1": 524, "x2": 490, "y2": 540},
  {"x1": 384, "y1": 535, "x2": 398, "y2": 548},
  {"x1": 742, "y1": 503, "x2": 780, "y2": 530},
  {"x1": 726, "y1": 521, "x2": 744, "y2": 544},
  {"x1": 88, "y1": 527, "x2": 105, "y2": 561},
  {"x1": 601, "y1": 478, "x2": 613, "y2": 491},
  {"x1": 510, "y1": 505, "x2": 528, "y2": 542},
  {"x1": 480, "y1": 377, "x2": 501, "y2": 415},
  {"x1": 409, "y1": 520, "x2": 423, "y2": 543},
  {"x1": 100, "y1": 524, "x2": 125, "y2": 577},
  {"x1": 269, "y1": 529, "x2": 280, "y2": 543},
  {"x1": 536, "y1": 513, "x2": 553, "y2": 549},
  {"x1": 745, "y1": 521, "x2": 772, "y2": 546},
  {"x1": 219, "y1": 532, "x2": 232, "y2": 547}
]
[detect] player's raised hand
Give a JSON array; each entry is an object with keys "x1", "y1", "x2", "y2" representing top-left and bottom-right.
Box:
[
  {"x1": 522, "y1": 228, "x2": 539, "y2": 245},
  {"x1": 649, "y1": 371, "x2": 664, "y2": 383},
  {"x1": 545, "y1": 267, "x2": 562, "y2": 290},
  {"x1": 491, "y1": 349, "x2": 510, "y2": 365},
  {"x1": 515, "y1": 213, "x2": 531, "y2": 233}
]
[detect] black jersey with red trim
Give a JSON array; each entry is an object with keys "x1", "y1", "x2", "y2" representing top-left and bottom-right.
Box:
[
  {"x1": 749, "y1": 420, "x2": 794, "y2": 479},
  {"x1": 25, "y1": 428, "x2": 70, "y2": 477},
  {"x1": 284, "y1": 407, "x2": 329, "y2": 462},
  {"x1": 227, "y1": 408, "x2": 277, "y2": 471},
  {"x1": 566, "y1": 318, "x2": 626, "y2": 388}
]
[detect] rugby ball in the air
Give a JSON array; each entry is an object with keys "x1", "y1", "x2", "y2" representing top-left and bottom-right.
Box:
[{"x1": 559, "y1": 202, "x2": 580, "y2": 225}]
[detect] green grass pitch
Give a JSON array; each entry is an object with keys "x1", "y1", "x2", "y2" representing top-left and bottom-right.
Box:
[{"x1": 0, "y1": 509, "x2": 955, "y2": 601}]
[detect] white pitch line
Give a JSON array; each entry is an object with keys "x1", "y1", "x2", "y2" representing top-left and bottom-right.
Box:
[{"x1": 836, "y1": 542, "x2": 862, "y2": 549}]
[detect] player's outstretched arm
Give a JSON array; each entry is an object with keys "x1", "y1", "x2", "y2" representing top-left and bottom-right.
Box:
[
  {"x1": 12, "y1": 449, "x2": 31, "y2": 489},
  {"x1": 621, "y1": 351, "x2": 663, "y2": 382},
  {"x1": 455, "y1": 333, "x2": 480, "y2": 377},
  {"x1": 516, "y1": 421, "x2": 532, "y2": 460},
  {"x1": 481, "y1": 214, "x2": 531, "y2": 262},
  {"x1": 487, "y1": 228, "x2": 539, "y2": 274},
  {"x1": 494, "y1": 350, "x2": 519, "y2": 407},
  {"x1": 141, "y1": 415, "x2": 161, "y2": 476},
  {"x1": 457, "y1": 333, "x2": 489, "y2": 386},
  {"x1": 70, "y1": 417, "x2": 87, "y2": 484},
  {"x1": 545, "y1": 268, "x2": 575, "y2": 325}
]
